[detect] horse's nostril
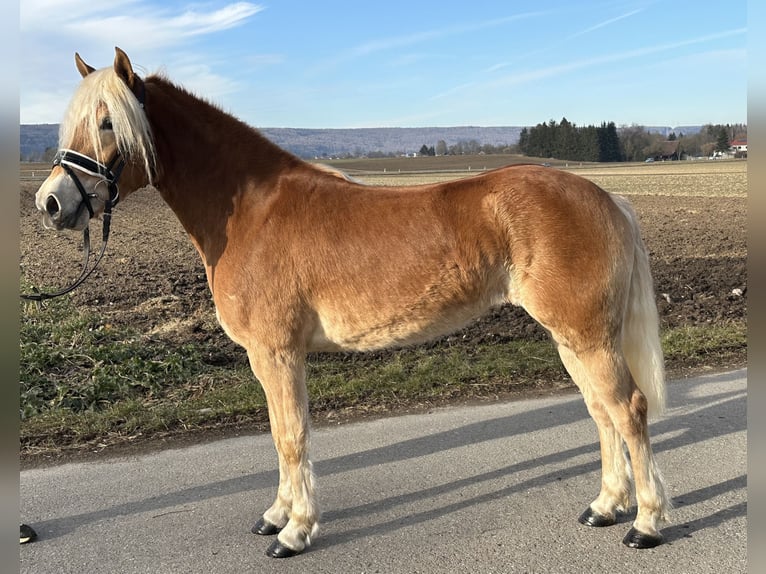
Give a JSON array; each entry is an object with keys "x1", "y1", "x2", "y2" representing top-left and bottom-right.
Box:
[{"x1": 45, "y1": 195, "x2": 60, "y2": 218}]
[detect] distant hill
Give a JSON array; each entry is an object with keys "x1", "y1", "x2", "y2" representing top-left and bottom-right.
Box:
[
  {"x1": 19, "y1": 123, "x2": 704, "y2": 161},
  {"x1": 258, "y1": 126, "x2": 523, "y2": 158},
  {"x1": 20, "y1": 124, "x2": 59, "y2": 161},
  {"x1": 19, "y1": 124, "x2": 523, "y2": 161},
  {"x1": 644, "y1": 125, "x2": 704, "y2": 138}
]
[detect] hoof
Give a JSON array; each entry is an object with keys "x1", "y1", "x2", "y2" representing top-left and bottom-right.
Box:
[
  {"x1": 266, "y1": 539, "x2": 301, "y2": 558},
  {"x1": 623, "y1": 527, "x2": 663, "y2": 549},
  {"x1": 20, "y1": 524, "x2": 37, "y2": 544},
  {"x1": 251, "y1": 517, "x2": 282, "y2": 536},
  {"x1": 578, "y1": 507, "x2": 615, "y2": 528}
]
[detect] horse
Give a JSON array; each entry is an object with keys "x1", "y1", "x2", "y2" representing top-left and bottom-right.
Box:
[{"x1": 33, "y1": 47, "x2": 670, "y2": 558}]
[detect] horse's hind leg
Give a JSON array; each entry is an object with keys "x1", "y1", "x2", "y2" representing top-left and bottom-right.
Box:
[
  {"x1": 247, "y1": 347, "x2": 319, "y2": 558},
  {"x1": 556, "y1": 346, "x2": 631, "y2": 525},
  {"x1": 557, "y1": 344, "x2": 669, "y2": 548}
]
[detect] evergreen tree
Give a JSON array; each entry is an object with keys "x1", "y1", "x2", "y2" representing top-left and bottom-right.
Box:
[
  {"x1": 597, "y1": 122, "x2": 622, "y2": 162},
  {"x1": 520, "y1": 118, "x2": 626, "y2": 162},
  {"x1": 715, "y1": 127, "x2": 731, "y2": 153},
  {"x1": 518, "y1": 128, "x2": 529, "y2": 155}
]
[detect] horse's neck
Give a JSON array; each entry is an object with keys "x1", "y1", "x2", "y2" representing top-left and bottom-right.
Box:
[{"x1": 145, "y1": 78, "x2": 297, "y2": 263}]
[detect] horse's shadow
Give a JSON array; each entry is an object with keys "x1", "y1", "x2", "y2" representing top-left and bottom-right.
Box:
[
  {"x1": 26, "y1": 370, "x2": 746, "y2": 549},
  {"x1": 316, "y1": 369, "x2": 746, "y2": 549}
]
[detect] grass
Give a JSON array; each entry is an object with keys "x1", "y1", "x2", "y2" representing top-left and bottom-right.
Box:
[
  {"x1": 662, "y1": 322, "x2": 747, "y2": 362},
  {"x1": 20, "y1": 294, "x2": 746, "y2": 456}
]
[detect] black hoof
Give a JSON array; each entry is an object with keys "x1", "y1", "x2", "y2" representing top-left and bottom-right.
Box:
[
  {"x1": 578, "y1": 507, "x2": 615, "y2": 527},
  {"x1": 266, "y1": 540, "x2": 301, "y2": 558},
  {"x1": 20, "y1": 524, "x2": 37, "y2": 544},
  {"x1": 251, "y1": 517, "x2": 282, "y2": 536},
  {"x1": 623, "y1": 527, "x2": 663, "y2": 549}
]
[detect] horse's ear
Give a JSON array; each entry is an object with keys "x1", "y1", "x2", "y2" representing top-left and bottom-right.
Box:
[
  {"x1": 75, "y1": 53, "x2": 95, "y2": 78},
  {"x1": 113, "y1": 47, "x2": 137, "y2": 89}
]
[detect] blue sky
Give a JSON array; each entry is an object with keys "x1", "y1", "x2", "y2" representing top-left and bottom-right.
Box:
[{"x1": 20, "y1": 0, "x2": 747, "y2": 129}]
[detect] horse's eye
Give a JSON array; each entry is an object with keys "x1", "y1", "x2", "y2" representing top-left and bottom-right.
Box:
[{"x1": 100, "y1": 117, "x2": 113, "y2": 131}]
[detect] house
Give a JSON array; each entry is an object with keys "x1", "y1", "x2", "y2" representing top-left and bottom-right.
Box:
[{"x1": 730, "y1": 139, "x2": 747, "y2": 157}]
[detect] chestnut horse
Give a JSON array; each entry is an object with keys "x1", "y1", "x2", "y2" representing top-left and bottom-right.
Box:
[{"x1": 33, "y1": 48, "x2": 670, "y2": 558}]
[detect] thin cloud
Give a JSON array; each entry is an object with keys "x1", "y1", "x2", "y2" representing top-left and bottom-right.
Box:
[
  {"x1": 169, "y1": 2, "x2": 266, "y2": 36},
  {"x1": 353, "y1": 12, "x2": 549, "y2": 56},
  {"x1": 485, "y1": 6, "x2": 646, "y2": 74},
  {"x1": 311, "y1": 11, "x2": 549, "y2": 75},
  {"x1": 20, "y1": 1, "x2": 265, "y2": 123},
  {"x1": 20, "y1": 0, "x2": 141, "y2": 29},
  {"x1": 19, "y1": 0, "x2": 264, "y2": 35},
  {"x1": 430, "y1": 81, "x2": 478, "y2": 102},
  {"x1": 489, "y1": 28, "x2": 747, "y2": 89},
  {"x1": 22, "y1": 1, "x2": 263, "y2": 47},
  {"x1": 565, "y1": 7, "x2": 645, "y2": 40}
]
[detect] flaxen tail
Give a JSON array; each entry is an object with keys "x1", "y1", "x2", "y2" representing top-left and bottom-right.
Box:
[{"x1": 613, "y1": 196, "x2": 667, "y2": 419}]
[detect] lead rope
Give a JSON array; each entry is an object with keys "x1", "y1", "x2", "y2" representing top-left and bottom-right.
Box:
[{"x1": 21, "y1": 195, "x2": 113, "y2": 303}]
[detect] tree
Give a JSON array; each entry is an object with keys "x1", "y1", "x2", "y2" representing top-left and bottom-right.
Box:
[
  {"x1": 518, "y1": 128, "x2": 529, "y2": 155},
  {"x1": 597, "y1": 122, "x2": 622, "y2": 162},
  {"x1": 714, "y1": 127, "x2": 731, "y2": 154},
  {"x1": 435, "y1": 140, "x2": 447, "y2": 156},
  {"x1": 449, "y1": 141, "x2": 464, "y2": 155},
  {"x1": 619, "y1": 124, "x2": 655, "y2": 162},
  {"x1": 556, "y1": 117, "x2": 578, "y2": 159},
  {"x1": 419, "y1": 144, "x2": 435, "y2": 156},
  {"x1": 43, "y1": 147, "x2": 58, "y2": 162}
]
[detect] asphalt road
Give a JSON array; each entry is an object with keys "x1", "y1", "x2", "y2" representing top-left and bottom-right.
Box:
[{"x1": 20, "y1": 369, "x2": 746, "y2": 573}]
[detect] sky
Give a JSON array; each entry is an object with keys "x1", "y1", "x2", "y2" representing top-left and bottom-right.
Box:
[{"x1": 20, "y1": 0, "x2": 747, "y2": 129}]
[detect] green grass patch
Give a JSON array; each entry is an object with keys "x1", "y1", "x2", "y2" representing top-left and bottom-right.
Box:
[
  {"x1": 662, "y1": 321, "x2": 747, "y2": 362},
  {"x1": 20, "y1": 295, "x2": 746, "y2": 455}
]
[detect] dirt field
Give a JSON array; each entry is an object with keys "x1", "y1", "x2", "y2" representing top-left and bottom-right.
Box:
[{"x1": 19, "y1": 161, "x2": 747, "y2": 375}]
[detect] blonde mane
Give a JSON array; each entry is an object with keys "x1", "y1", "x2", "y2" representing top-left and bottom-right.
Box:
[
  {"x1": 59, "y1": 67, "x2": 156, "y2": 184},
  {"x1": 313, "y1": 162, "x2": 362, "y2": 183}
]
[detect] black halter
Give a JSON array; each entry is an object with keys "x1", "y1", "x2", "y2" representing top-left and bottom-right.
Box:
[{"x1": 21, "y1": 149, "x2": 125, "y2": 302}]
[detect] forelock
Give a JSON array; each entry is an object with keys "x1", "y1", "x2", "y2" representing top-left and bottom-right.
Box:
[{"x1": 59, "y1": 67, "x2": 156, "y2": 183}]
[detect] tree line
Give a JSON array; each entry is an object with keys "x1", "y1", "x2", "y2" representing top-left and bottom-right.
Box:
[
  {"x1": 518, "y1": 119, "x2": 622, "y2": 161},
  {"x1": 617, "y1": 123, "x2": 746, "y2": 161},
  {"x1": 418, "y1": 120, "x2": 747, "y2": 162},
  {"x1": 419, "y1": 139, "x2": 516, "y2": 157}
]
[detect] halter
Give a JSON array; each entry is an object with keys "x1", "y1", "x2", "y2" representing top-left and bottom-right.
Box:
[{"x1": 21, "y1": 149, "x2": 124, "y2": 302}]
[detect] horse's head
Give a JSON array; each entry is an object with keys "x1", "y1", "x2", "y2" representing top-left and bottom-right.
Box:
[{"x1": 35, "y1": 48, "x2": 156, "y2": 231}]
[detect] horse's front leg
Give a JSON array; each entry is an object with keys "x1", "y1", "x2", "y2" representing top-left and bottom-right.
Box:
[{"x1": 248, "y1": 347, "x2": 319, "y2": 558}]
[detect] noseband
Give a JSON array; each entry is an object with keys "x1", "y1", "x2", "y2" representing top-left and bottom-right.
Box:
[
  {"x1": 20, "y1": 149, "x2": 125, "y2": 302},
  {"x1": 54, "y1": 148, "x2": 124, "y2": 217}
]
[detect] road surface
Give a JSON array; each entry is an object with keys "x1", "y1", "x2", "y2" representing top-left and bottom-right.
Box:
[{"x1": 20, "y1": 369, "x2": 746, "y2": 573}]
